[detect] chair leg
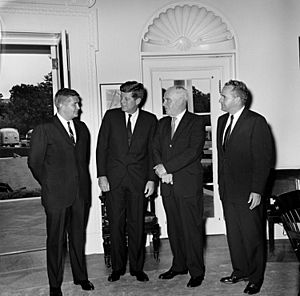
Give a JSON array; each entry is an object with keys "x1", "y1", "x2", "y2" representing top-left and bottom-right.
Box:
[
  {"x1": 268, "y1": 219, "x2": 275, "y2": 253},
  {"x1": 152, "y1": 229, "x2": 160, "y2": 261},
  {"x1": 103, "y1": 236, "x2": 111, "y2": 268}
]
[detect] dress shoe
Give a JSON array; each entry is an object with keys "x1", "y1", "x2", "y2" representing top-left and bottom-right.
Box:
[
  {"x1": 108, "y1": 270, "x2": 124, "y2": 282},
  {"x1": 244, "y1": 282, "x2": 261, "y2": 294},
  {"x1": 187, "y1": 275, "x2": 204, "y2": 288},
  {"x1": 220, "y1": 274, "x2": 249, "y2": 284},
  {"x1": 159, "y1": 269, "x2": 188, "y2": 279},
  {"x1": 130, "y1": 271, "x2": 149, "y2": 282},
  {"x1": 74, "y1": 280, "x2": 94, "y2": 290},
  {"x1": 50, "y1": 287, "x2": 63, "y2": 296}
]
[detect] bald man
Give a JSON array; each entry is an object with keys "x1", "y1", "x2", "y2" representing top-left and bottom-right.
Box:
[{"x1": 153, "y1": 86, "x2": 206, "y2": 288}]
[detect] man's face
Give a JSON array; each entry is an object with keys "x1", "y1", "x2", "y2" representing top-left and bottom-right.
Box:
[
  {"x1": 120, "y1": 91, "x2": 140, "y2": 114},
  {"x1": 163, "y1": 89, "x2": 182, "y2": 117},
  {"x1": 219, "y1": 85, "x2": 238, "y2": 113},
  {"x1": 59, "y1": 96, "x2": 80, "y2": 120}
]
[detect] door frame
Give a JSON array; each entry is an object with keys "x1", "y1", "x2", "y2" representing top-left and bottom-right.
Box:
[
  {"x1": 141, "y1": 53, "x2": 236, "y2": 236},
  {"x1": 1, "y1": 31, "x2": 69, "y2": 111}
]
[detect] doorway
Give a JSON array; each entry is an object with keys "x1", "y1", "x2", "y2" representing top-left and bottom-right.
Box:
[
  {"x1": 142, "y1": 54, "x2": 235, "y2": 236},
  {"x1": 0, "y1": 31, "x2": 69, "y2": 255}
]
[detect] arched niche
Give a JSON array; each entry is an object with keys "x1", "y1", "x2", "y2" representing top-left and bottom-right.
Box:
[{"x1": 141, "y1": 3, "x2": 236, "y2": 53}]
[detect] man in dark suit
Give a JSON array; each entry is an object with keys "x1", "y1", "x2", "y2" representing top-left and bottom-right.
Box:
[
  {"x1": 153, "y1": 85, "x2": 206, "y2": 288},
  {"x1": 217, "y1": 80, "x2": 273, "y2": 295},
  {"x1": 96, "y1": 81, "x2": 157, "y2": 282},
  {"x1": 28, "y1": 88, "x2": 94, "y2": 296}
]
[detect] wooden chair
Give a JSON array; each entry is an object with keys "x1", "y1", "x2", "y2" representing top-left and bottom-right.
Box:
[
  {"x1": 274, "y1": 190, "x2": 300, "y2": 296},
  {"x1": 265, "y1": 169, "x2": 300, "y2": 253},
  {"x1": 99, "y1": 192, "x2": 160, "y2": 268}
]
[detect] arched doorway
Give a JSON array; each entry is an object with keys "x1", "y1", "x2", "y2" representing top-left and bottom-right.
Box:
[{"x1": 140, "y1": 3, "x2": 237, "y2": 236}]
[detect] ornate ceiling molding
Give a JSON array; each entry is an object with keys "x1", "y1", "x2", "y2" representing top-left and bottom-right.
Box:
[{"x1": 141, "y1": 4, "x2": 236, "y2": 53}]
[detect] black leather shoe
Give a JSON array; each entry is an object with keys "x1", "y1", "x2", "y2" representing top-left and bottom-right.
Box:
[
  {"x1": 220, "y1": 274, "x2": 249, "y2": 284},
  {"x1": 108, "y1": 270, "x2": 124, "y2": 282},
  {"x1": 50, "y1": 287, "x2": 62, "y2": 296},
  {"x1": 187, "y1": 275, "x2": 204, "y2": 288},
  {"x1": 159, "y1": 269, "x2": 188, "y2": 279},
  {"x1": 74, "y1": 280, "x2": 94, "y2": 290},
  {"x1": 130, "y1": 271, "x2": 149, "y2": 282},
  {"x1": 244, "y1": 282, "x2": 261, "y2": 294}
]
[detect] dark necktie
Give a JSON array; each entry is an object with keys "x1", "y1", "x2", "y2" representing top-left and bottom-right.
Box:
[
  {"x1": 67, "y1": 121, "x2": 75, "y2": 145},
  {"x1": 223, "y1": 115, "x2": 234, "y2": 150},
  {"x1": 171, "y1": 117, "x2": 177, "y2": 139},
  {"x1": 127, "y1": 114, "x2": 132, "y2": 146}
]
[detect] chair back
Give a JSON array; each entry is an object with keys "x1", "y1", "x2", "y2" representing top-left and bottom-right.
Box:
[
  {"x1": 274, "y1": 190, "x2": 300, "y2": 214},
  {"x1": 274, "y1": 190, "x2": 300, "y2": 262}
]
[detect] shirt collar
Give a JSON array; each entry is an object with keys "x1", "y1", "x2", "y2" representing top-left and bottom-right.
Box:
[
  {"x1": 125, "y1": 108, "x2": 139, "y2": 120},
  {"x1": 57, "y1": 112, "x2": 71, "y2": 125},
  {"x1": 174, "y1": 109, "x2": 186, "y2": 122},
  {"x1": 231, "y1": 106, "x2": 244, "y2": 121}
]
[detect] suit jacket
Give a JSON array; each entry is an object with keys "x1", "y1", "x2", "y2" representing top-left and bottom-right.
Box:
[
  {"x1": 96, "y1": 108, "x2": 157, "y2": 192},
  {"x1": 217, "y1": 108, "x2": 273, "y2": 204},
  {"x1": 28, "y1": 115, "x2": 91, "y2": 210},
  {"x1": 153, "y1": 111, "x2": 205, "y2": 197}
]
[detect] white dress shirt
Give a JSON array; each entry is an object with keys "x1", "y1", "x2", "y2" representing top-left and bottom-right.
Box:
[
  {"x1": 57, "y1": 113, "x2": 77, "y2": 142},
  {"x1": 223, "y1": 106, "x2": 244, "y2": 142},
  {"x1": 125, "y1": 108, "x2": 139, "y2": 132},
  {"x1": 172, "y1": 109, "x2": 186, "y2": 134}
]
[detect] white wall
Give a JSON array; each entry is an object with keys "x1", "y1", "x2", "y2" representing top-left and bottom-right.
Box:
[
  {"x1": 1, "y1": 0, "x2": 299, "y2": 253},
  {"x1": 95, "y1": 0, "x2": 300, "y2": 242},
  {"x1": 95, "y1": 0, "x2": 300, "y2": 169},
  {"x1": 0, "y1": 0, "x2": 102, "y2": 254}
]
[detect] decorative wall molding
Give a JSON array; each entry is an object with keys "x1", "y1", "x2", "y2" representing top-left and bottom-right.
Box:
[
  {"x1": 0, "y1": 0, "x2": 95, "y2": 8},
  {"x1": 141, "y1": 4, "x2": 236, "y2": 53}
]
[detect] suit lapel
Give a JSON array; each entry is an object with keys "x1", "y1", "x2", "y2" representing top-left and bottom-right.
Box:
[
  {"x1": 119, "y1": 109, "x2": 129, "y2": 148},
  {"x1": 171, "y1": 111, "x2": 190, "y2": 142},
  {"x1": 131, "y1": 110, "x2": 143, "y2": 141},
  {"x1": 229, "y1": 108, "x2": 248, "y2": 140},
  {"x1": 53, "y1": 115, "x2": 75, "y2": 146},
  {"x1": 218, "y1": 114, "x2": 229, "y2": 145},
  {"x1": 73, "y1": 119, "x2": 80, "y2": 145}
]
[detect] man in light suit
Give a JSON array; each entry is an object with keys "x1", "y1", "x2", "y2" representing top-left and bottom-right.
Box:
[
  {"x1": 153, "y1": 85, "x2": 206, "y2": 288},
  {"x1": 217, "y1": 80, "x2": 273, "y2": 295},
  {"x1": 96, "y1": 81, "x2": 157, "y2": 282},
  {"x1": 28, "y1": 88, "x2": 94, "y2": 296}
]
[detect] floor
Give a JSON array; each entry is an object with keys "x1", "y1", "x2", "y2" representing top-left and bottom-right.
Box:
[
  {"x1": 0, "y1": 198, "x2": 299, "y2": 296},
  {"x1": 0, "y1": 198, "x2": 46, "y2": 254},
  {"x1": 0, "y1": 236, "x2": 299, "y2": 296}
]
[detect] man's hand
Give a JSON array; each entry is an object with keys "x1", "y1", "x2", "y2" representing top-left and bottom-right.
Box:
[
  {"x1": 161, "y1": 173, "x2": 173, "y2": 185},
  {"x1": 144, "y1": 181, "x2": 155, "y2": 197},
  {"x1": 98, "y1": 176, "x2": 110, "y2": 192},
  {"x1": 248, "y1": 192, "x2": 261, "y2": 210},
  {"x1": 153, "y1": 164, "x2": 167, "y2": 178}
]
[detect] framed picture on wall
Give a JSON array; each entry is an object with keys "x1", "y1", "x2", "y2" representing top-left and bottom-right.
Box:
[{"x1": 100, "y1": 83, "x2": 122, "y2": 117}]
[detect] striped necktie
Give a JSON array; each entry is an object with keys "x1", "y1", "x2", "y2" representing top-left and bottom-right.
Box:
[
  {"x1": 171, "y1": 117, "x2": 177, "y2": 139},
  {"x1": 67, "y1": 121, "x2": 75, "y2": 145}
]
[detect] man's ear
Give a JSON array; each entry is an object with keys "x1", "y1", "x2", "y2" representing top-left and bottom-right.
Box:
[
  {"x1": 235, "y1": 96, "x2": 242, "y2": 104},
  {"x1": 136, "y1": 98, "x2": 142, "y2": 106}
]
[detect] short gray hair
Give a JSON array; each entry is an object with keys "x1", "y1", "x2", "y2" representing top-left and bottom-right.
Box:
[{"x1": 54, "y1": 88, "x2": 80, "y2": 108}]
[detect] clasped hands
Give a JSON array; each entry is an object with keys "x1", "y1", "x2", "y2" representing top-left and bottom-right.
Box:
[
  {"x1": 154, "y1": 164, "x2": 173, "y2": 185},
  {"x1": 98, "y1": 176, "x2": 155, "y2": 197}
]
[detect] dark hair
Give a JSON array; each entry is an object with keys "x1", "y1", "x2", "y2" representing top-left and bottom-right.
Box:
[
  {"x1": 120, "y1": 81, "x2": 147, "y2": 107},
  {"x1": 54, "y1": 88, "x2": 80, "y2": 108},
  {"x1": 224, "y1": 80, "x2": 249, "y2": 105}
]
